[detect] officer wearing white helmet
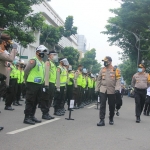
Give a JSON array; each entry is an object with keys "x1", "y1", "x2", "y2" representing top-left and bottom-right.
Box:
[{"x1": 23, "y1": 45, "x2": 47, "y2": 125}]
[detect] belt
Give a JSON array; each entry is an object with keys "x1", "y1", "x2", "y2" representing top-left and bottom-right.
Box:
[{"x1": 135, "y1": 87, "x2": 146, "y2": 91}]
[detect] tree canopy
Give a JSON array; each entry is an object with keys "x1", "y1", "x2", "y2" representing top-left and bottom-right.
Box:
[
  {"x1": 0, "y1": 0, "x2": 45, "y2": 47},
  {"x1": 80, "y1": 49, "x2": 101, "y2": 74}
]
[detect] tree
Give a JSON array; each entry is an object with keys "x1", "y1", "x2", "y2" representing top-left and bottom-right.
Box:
[
  {"x1": 62, "y1": 47, "x2": 80, "y2": 69},
  {"x1": 40, "y1": 23, "x2": 64, "y2": 48},
  {"x1": 63, "y1": 16, "x2": 77, "y2": 37},
  {"x1": 0, "y1": 0, "x2": 45, "y2": 47},
  {"x1": 102, "y1": 0, "x2": 150, "y2": 65},
  {"x1": 118, "y1": 59, "x2": 136, "y2": 85},
  {"x1": 80, "y1": 48, "x2": 101, "y2": 73}
]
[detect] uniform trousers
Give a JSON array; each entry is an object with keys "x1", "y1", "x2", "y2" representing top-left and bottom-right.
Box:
[
  {"x1": 0, "y1": 80, "x2": 6, "y2": 98},
  {"x1": 24, "y1": 82, "x2": 42, "y2": 117},
  {"x1": 99, "y1": 92, "x2": 115, "y2": 119},
  {"x1": 40, "y1": 83, "x2": 55, "y2": 114},
  {"x1": 5, "y1": 78, "x2": 17, "y2": 107},
  {"x1": 66, "y1": 84, "x2": 73, "y2": 107},
  {"x1": 73, "y1": 85, "x2": 82, "y2": 106},
  {"x1": 16, "y1": 83, "x2": 23, "y2": 102},
  {"x1": 115, "y1": 92, "x2": 122, "y2": 110},
  {"x1": 143, "y1": 96, "x2": 150, "y2": 114},
  {"x1": 134, "y1": 88, "x2": 146, "y2": 117},
  {"x1": 54, "y1": 86, "x2": 65, "y2": 110}
]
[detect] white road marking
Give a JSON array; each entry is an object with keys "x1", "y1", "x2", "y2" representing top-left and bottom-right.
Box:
[
  {"x1": 87, "y1": 105, "x2": 95, "y2": 109},
  {"x1": 7, "y1": 118, "x2": 60, "y2": 135}
]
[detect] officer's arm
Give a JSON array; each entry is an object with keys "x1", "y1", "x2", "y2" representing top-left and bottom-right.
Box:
[
  {"x1": 24, "y1": 60, "x2": 36, "y2": 83},
  {"x1": 0, "y1": 49, "x2": 16, "y2": 62},
  {"x1": 56, "y1": 68, "x2": 60, "y2": 89},
  {"x1": 45, "y1": 61, "x2": 50, "y2": 86},
  {"x1": 131, "y1": 75, "x2": 136, "y2": 87},
  {"x1": 95, "y1": 69, "x2": 102, "y2": 92}
]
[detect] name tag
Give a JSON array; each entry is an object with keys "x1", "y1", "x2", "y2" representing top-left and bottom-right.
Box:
[{"x1": 34, "y1": 77, "x2": 42, "y2": 83}]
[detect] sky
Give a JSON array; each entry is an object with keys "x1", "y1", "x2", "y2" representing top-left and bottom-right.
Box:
[{"x1": 49, "y1": 0, "x2": 122, "y2": 66}]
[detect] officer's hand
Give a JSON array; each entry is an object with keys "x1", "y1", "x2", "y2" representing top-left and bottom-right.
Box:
[
  {"x1": 115, "y1": 90, "x2": 120, "y2": 94},
  {"x1": 12, "y1": 43, "x2": 18, "y2": 49},
  {"x1": 57, "y1": 88, "x2": 60, "y2": 92}
]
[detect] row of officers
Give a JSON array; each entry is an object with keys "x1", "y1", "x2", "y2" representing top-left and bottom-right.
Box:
[{"x1": 0, "y1": 31, "x2": 150, "y2": 130}]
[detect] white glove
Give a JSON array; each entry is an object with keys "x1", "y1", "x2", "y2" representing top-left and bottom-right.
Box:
[{"x1": 57, "y1": 88, "x2": 60, "y2": 92}]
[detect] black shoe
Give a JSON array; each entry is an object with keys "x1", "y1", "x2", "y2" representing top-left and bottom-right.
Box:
[
  {"x1": 116, "y1": 111, "x2": 119, "y2": 116},
  {"x1": 68, "y1": 108, "x2": 74, "y2": 111},
  {"x1": 58, "y1": 109, "x2": 65, "y2": 115},
  {"x1": 16, "y1": 102, "x2": 22, "y2": 106},
  {"x1": 0, "y1": 127, "x2": 4, "y2": 131},
  {"x1": 42, "y1": 114, "x2": 51, "y2": 120},
  {"x1": 143, "y1": 112, "x2": 146, "y2": 116},
  {"x1": 31, "y1": 116, "x2": 42, "y2": 123},
  {"x1": 136, "y1": 116, "x2": 140, "y2": 123},
  {"x1": 13, "y1": 102, "x2": 19, "y2": 106},
  {"x1": 97, "y1": 119, "x2": 105, "y2": 126},
  {"x1": 4, "y1": 106, "x2": 14, "y2": 111},
  {"x1": 109, "y1": 117, "x2": 114, "y2": 125},
  {"x1": 24, "y1": 117, "x2": 35, "y2": 125},
  {"x1": 54, "y1": 111, "x2": 62, "y2": 116}
]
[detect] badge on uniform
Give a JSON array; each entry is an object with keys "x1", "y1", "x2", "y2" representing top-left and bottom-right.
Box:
[{"x1": 34, "y1": 77, "x2": 42, "y2": 83}]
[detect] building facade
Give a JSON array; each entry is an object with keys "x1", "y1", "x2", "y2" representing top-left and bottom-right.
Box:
[{"x1": 20, "y1": 0, "x2": 78, "y2": 62}]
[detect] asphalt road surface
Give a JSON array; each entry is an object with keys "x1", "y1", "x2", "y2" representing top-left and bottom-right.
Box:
[{"x1": 0, "y1": 96, "x2": 150, "y2": 150}]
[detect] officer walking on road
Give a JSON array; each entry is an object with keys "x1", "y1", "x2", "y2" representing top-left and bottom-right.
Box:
[
  {"x1": 96, "y1": 56, "x2": 121, "y2": 126},
  {"x1": 24, "y1": 45, "x2": 47, "y2": 125},
  {"x1": 131, "y1": 64, "x2": 150, "y2": 123}
]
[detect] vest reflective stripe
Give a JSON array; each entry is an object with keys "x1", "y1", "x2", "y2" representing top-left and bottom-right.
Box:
[
  {"x1": 82, "y1": 76, "x2": 86, "y2": 88},
  {"x1": 10, "y1": 65, "x2": 18, "y2": 78},
  {"x1": 17, "y1": 70, "x2": 24, "y2": 83},
  {"x1": 77, "y1": 72, "x2": 83, "y2": 86},
  {"x1": 27, "y1": 57, "x2": 45, "y2": 84},
  {"x1": 58, "y1": 66, "x2": 67, "y2": 86},
  {"x1": 49, "y1": 61, "x2": 57, "y2": 83},
  {"x1": 68, "y1": 73, "x2": 74, "y2": 85}
]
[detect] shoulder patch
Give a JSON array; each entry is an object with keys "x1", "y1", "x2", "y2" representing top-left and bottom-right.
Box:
[{"x1": 30, "y1": 60, "x2": 34, "y2": 64}]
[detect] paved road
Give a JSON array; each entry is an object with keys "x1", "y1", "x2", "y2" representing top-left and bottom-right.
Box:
[{"x1": 0, "y1": 96, "x2": 150, "y2": 150}]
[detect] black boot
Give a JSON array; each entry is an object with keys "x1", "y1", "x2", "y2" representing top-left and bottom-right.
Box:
[
  {"x1": 109, "y1": 117, "x2": 114, "y2": 125},
  {"x1": 97, "y1": 119, "x2": 105, "y2": 126},
  {"x1": 136, "y1": 116, "x2": 140, "y2": 123},
  {"x1": 54, "y1": 108, "x2": 62, "y2": 116},
  {"x1": 42, "y1": 114, "x2": 51, "y2": 120},
  {"x1": 24, "y1": 116, "x2": 35, "y2": 125},
  {"x1": 31, "y1": 116, "x2": 42, "y2": 123},
  {"x1": 0, "y1": 127, "x2": 4, "y2": 131},
  {"x1": 16, "y1": 101, "x2": 22, "y2": 106},
  {"x1": 116, "y1": 110, "x2": 119, "y2": 116}
]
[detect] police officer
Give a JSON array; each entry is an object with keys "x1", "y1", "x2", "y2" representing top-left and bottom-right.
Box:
[
  {"x1": 74, "y1": 65, "x2": 83, "y2": 108},
  {"x1": 131, "y1": 64, "x2": 150, "y2": 123},
  {"x1": 41, "y1": 51, "x2": 58, "y2": 120},
  {"x1": 81, "y1": 68, "x2": 87, "y2": 106},
  {"x1": 16, "y1": 60, "x2": 25, "y2": 105},
  {"x1": 66, "y1": 66, "x2": 74, "y2": 110},
  {"x1": 54, "y1": 58, "x2": 68, "y2": 116},
  {"x1": 24, "y1": 45, "x2": 47, "y2": 125},
  {"x1": 0, "y1": 32, "x2": 17, "y2": 130},
  {"x1": 96, "y1": 56, "x2": 121, "y2": 126}
]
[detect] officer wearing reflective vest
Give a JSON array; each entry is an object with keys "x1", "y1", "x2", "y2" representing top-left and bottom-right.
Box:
[
  {"x1": 16, "y1": 60, "x2": 25, "y2": 106},
  {"x1": 131, "y1": 64, "x2": 150, "y2": 123},
  {"x1": 0, "y1": 31, "x2": 17, "y2": 131},
  {"x1": 81, "y1": 68, "x2": 87, "y2": 106},
  {"x1": 74, "y1": 65, "x2": 83, "y2": 108},
  {"x1": 54, "y1": 58, "x2": 68, "y2": 116},
  {"x1": 24, "y1": 45, "x2": 47, "y2": 125},
  {"x1": 96, "y1": 56, "x2": 121, "y2": 126},
  {"x1": 66, "y1": 66, "x2": 74, "y2": 111},
  {"x1": 41, "y1": 50, "x2": 58, "y2": 120}
]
